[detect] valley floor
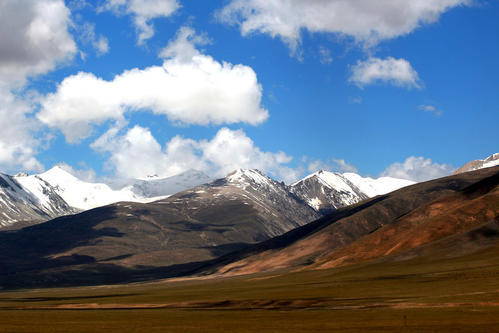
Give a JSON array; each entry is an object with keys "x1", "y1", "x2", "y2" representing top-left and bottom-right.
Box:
[{"x1": 1, "y1": 244, "x2": 499, "y2": 332}]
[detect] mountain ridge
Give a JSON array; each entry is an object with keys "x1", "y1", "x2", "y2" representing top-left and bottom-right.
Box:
[
  {"x1": 453, "y1": 153, "x2": 499, "y2": 175},
  {"x1": 200, "y1": 166, "x2": 499, "y2": 278},
  {"x1": 0, "y1": 165, "x2": 413, "y2": 228},
  {"x1": 289, "y1": 169, "x2": 414, "y2": 214},
  {"x1": 0, "y1": 167, "x2": 212, "y2": 228}
]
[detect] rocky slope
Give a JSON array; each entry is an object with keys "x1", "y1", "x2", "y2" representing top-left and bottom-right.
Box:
[
  {"x1": 290, "y1": 170, "x2": 414, "y2": 214},
  {"x1": 0, "y1": 172, "x2": 78, "y2": 228}
]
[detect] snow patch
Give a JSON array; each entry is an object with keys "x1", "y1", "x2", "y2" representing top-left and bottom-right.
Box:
[{"x1": 343, "y1": 173, "x2": 415, "y2": 197}]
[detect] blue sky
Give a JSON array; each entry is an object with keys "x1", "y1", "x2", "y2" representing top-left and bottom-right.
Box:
[{"x1": 0, "y1": 0, "x2": 497, "y2": 183}]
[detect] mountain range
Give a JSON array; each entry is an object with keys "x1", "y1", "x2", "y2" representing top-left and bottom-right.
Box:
[
  {"x1": 0, "y1": 167, "x2": 212, "y2": 228},
  {"x1": 0, "y1": 160, "x2": 497, "y2": 288},
  {"x1": 0, "y1": 165, "x2": 412, "y2": 229},
  {"x1": 0, "y1": 153, "x2": 497, "y2": 288},
  {"x1": 204, "y1": 166, "x2": 499, "y2": 278},
  {"x1": 2, "y1": 153, "x2": 497, "y2": 230}
]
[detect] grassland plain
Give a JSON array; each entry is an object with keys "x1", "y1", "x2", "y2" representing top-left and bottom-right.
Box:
[{"x1": 1, "y1": 243, "x2": 499, "y2": 332}]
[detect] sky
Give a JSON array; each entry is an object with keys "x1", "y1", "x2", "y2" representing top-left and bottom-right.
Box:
[{"x1": 0, "y1": 0, "x2": 497, "y2": 184}]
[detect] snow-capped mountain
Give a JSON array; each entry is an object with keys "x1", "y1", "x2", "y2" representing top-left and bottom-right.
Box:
[
  {"x1": 341, "y1": 173, "x2": 416, "y2": 197},
  {"x1": 0, "y1": 165, "x2": 415, "y2": 229},
  {"x1": 0, "y1": 172, "x2": 78, "y2": 228},
  {"x1": 34, "y1": 166, "x2": 143, "y2": 211},
  {"x1": 290, "y1": 170, "x2": 415, "y2": 214},
  {"x1": 0, "y1": 166, "x2": 212, "y2": 228},
  {"x1": 128, "y1": 169, "x2": 212, "y2": 199},
  {"x1": 34, "y1": 166, "x2": 212, "y2": 211},
  {"x1": 167, "y1": 168, "x2": 321, "y2": 238},
  {"x1": 453, "y1": 153, "x2": 499, "y2": 175}
]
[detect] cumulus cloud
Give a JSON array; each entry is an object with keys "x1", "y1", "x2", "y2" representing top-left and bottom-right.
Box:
[
  {"x1": 349, "y1": 57, "x2": 421, "y2": 89},
  {"x1": 101, "y1": 0, "x2": 180, "y2": 44},
  {"x1": 419, "y1": 104, "x2": 443, "y2": 116},
  {"x1": 91, "y1": 126, "x2": 296, "y2": 183},
  {"x1": 0, "y1": 0, "x2": 76, "y2": 87},
  {"x1": 381, "y1": 156, "x2": 454, "y2": 182},
  {"x1": 38, "y1": 27, "x2": 268, "y2": 142},
  {"x1": 0, "y1": 0, "x2": 77, "y2": 172},
  {"x1": 217, "y1": 0, "x2": 469, "y2": 52},
  {"x1": 0, "y1": 89, "x2": 44, "y2": 172}
]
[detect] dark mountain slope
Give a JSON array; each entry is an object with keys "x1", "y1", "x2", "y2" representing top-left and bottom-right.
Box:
[{"x1": 0, "y1": 169, "x2": 318, "y2": 288}]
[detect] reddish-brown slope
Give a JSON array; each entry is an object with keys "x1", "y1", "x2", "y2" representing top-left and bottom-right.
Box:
[{"x1": 313, "y1": 178, "x2": 499, "y2": 269}]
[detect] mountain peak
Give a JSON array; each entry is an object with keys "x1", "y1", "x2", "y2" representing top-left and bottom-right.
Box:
[
  {"x1": 40, "y1": 165, "x2": 79, "y2": 181},
  {"x1": 290, "y1": 170, "x2": 415, "y2": 213},
  {"x1": 485, "y1": 153, "x2": 499, "y2": 163},
  {"x1": 226, "y1": 168, "x2": 271, "y2": 186},
  {"x1": 14, "y1": 172, "x2": 29, "y2": 177}
]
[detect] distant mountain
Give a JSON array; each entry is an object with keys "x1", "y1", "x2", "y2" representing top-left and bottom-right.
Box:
[
  {"x1": 0, "y1": 167, "x2": 212, "y2": 228},
  {"x1": 0, "y1": 169, "x2": 320, "y2": 288},
  {"x1": 34, "y1": 166, "x2": 142, "y2": 211},
  {"x1": 0, "y1": 172, "x2": 78, "y2": 228},
  {"x1": 453, "y1": 153, "x2": 499, "y2": 175},
  {"x1": 128, "y1": 169, "x2": 212, "y2": 199},
  {"x1": 203, "y1": 166, "x2": 499, "y2": 278},
  {"x1": 290, "y1": 170, "x2": 414, "y2": 214},
  {"x1": 36, "y1": 166, "x2": 212, "y2": 210},
  {"x1": 0, "y1": 163, "x2": 415, "y2": 229}
]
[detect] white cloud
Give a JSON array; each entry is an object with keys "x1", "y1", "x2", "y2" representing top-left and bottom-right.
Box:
[
  {"x1": 381, "y1": 156, "x2": 454, "y2": 182},
  {"x1": 0, "y1": 88, "x2": 44, "y2": 172},
  {"x1": 0, "y1": 0, "x2": 77, "y2": 172},
  {"x1": 38, "y1": 27, "x2": 268, "y2": 142},
  {"x1": 91, "y1": 126, "x2": 296, "y2": 183},
  {"x1": 307, "y1": 158, "x2": 358, "y2": 173},
  {"x1": 94, "y1": 36, "x2": 110, "y2": 55},
  {"x1": 77, "y1": 22, "x2": 110, "y2": 56},
  {"x1": 159, "y1": 26, "x2": 210, "y2": 62},
  {"x1": 419, "y1": 104, "x2": 443, "y2": 116},
  {"x1": 349, "y1": 57, "x2": 421, "y2": 89},
  {"x1": 217, "y1": 0, "x2": 469, "y2": 52},
  {"x1": 0, "y1": 0, "x2": 76, "y2": 87},
  {"x1": 333, "y1": 159, "x2": 358, "y2": 173},
  {"x1": 68, "y1": 0, "x2": 90, "y2": 11},
  {"x1": 101, "y1": 0, "x2": 180, "y2": 44}
]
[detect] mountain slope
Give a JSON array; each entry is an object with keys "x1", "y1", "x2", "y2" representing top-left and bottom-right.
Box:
[
  {"x1": 205, "y1": 166, "x2": 499, "y2": 277},
  {"x1": 0, "y1": 169, "x2": 319, "y2": 288},
  {"x1": 453, "y1": 153, "x2": 499, "y2": 174},
  {"x1": 0, "y1": 173, "x2": 78, "y2": 228},
  {"x1": 290, "y1": 170, "x2": 414, "y2": 214}
]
